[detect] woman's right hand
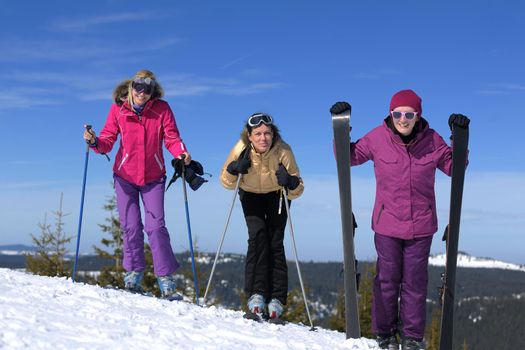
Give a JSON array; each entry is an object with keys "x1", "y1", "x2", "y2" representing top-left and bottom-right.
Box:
[
  {"x1": 226, "y1": 158, "x2": 251, "y2": 175},
  {"x1": 83, "y1": 125, "x2": 97, "y2": 145}
]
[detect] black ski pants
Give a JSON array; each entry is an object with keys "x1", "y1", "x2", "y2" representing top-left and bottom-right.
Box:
[{"x1": 240, "y1": 190, "x2": 289, "y2": 305}]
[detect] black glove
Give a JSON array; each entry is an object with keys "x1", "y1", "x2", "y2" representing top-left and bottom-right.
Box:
[
  {"x1": 275, "y1": 164, "x2": 300, "y2": 190},
  {"x1": 169, "y1": 159, "x2": 208, "y2": 191},
  {"x1": 184, "y1": 160, "x2": 207, "y2": 191},
  {"x1": 448, "y1": 114, "x2": 470, "y2": 130},
  {"x1": 330, "y1": 101, "x2": 351, "y2": 115},
  {"x1": 226, "y1": 157, "x2": 251, "y2": 175}
]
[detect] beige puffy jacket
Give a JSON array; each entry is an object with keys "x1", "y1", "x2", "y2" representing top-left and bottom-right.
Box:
[{"x1": 220, "y1": 138, "x2": 304, "y2": 200}]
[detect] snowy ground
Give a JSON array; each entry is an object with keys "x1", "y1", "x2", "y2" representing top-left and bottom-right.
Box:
[{"x1": 0, "y1": 268, "x2": 379, "y2": 350}]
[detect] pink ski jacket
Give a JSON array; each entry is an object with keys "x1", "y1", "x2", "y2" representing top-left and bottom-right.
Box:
[
  {"x1": 91, "y1": 99, "x2": 187, "y2": 186},
  {"x1": 351, "y1": 118, "x2": 459, "y2": 240}
]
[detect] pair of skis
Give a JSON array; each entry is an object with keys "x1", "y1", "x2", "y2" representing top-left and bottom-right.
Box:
[{"x1": 331, "y1": 106, "x2": 469, "y2": 346}]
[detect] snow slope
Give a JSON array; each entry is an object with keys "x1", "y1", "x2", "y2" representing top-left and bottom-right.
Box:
[{"x1": 0, "y1": 268, "x2": 379, "y2": 350}]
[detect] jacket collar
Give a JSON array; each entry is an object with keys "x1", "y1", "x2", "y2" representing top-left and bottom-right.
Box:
[
  {"x1": 121, "y1": 98, "x2": 157, "y2": 117},
  {"x1": 383, "y1": 116, "x2": 429, "y2": 146}
]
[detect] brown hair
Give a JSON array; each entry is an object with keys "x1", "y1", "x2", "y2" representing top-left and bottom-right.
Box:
[{"x1": 240, "y1": 114, "x2": 281, "y2": 146}]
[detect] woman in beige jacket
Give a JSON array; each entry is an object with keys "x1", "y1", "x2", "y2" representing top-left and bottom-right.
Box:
[{"x1": 220, "y1": 113, "x2": 304, "y2": 321}]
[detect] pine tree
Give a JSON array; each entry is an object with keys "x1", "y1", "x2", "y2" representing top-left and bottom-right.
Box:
[
  {"x1": 93, "y1": 194, "x2": 124, "y2": 288},
  {"x1": 178, "y1": 239, "x2": 210, "y2": 304},
  {"x1": 426, "y1": 306, "x2": 442, "y2": 350},
  {"x1": 282, "y1": 287, "x2": 313, "y2": 324},
  {"x1": 329, "y1": 287, "x2": 346, "y2": 332},
  {"x1": 328, "y1": 262, "x2": 374, "y2": 337},
  {"x1": 26, "y1": 193, "x2": 72, "y2": 277},
  {"x1": 358, "y1": 263, "x2": 374, "y2": 338},
  {"x1": 142, "y1": 243, "x2": 159, "y2": 295}
]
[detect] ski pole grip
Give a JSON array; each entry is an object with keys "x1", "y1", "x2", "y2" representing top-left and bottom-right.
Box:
[{"x1": 85, "y1": 124, "x2": 92, "y2": 131}]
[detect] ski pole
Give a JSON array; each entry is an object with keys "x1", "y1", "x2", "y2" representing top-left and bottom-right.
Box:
[
  {"x1": 203, "y1": 175, "x2": 242, "y2": 305},
  {"x1": 72, "y1": 124, "x2": 92, "y2": 282},
  {"x1": 180, "y1": 155, "x2": 199, "y2": 305},
  {"x1": 282, "y1": 189, "x2": 316, "y2": 331}
]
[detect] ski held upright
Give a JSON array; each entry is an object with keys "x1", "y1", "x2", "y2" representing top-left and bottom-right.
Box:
[
  {"x1": 439, "y1": 121, "x2": 469, "y2": 350},
  {"x1": 331, "y1": 102, "x2": 360, "y2": 339}
]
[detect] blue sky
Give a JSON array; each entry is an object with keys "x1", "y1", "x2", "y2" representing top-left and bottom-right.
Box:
[{"x1": 1, "y1": 1, "x2": 524, "y2": 264}]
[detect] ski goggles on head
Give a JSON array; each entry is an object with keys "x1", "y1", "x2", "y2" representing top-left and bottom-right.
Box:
[
  {"x1": 248, "y1": 113, "x2": 273, "y2": 127},
  {"x1": 132, "y1": 77, "x2": 155, "y2": 95},
  {"x1": 390, "y1": 111, "x2": 418, "y2": 120}
]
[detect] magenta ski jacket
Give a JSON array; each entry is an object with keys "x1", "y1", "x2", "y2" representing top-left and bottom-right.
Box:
[
  {"x1": 351, "y1": 118, "x2": 457, "y2": 240},
  {"x1": 91, "y1": 99, "x2": 187, "y2": 186}
]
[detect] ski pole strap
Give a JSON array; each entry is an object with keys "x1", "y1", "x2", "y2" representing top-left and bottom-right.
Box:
[{"x1": 84, "y1": 124, "x2": 111, "y2": 162}]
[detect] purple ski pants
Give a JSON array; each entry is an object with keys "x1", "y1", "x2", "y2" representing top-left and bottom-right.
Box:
[
  {"x1": 372, "y1": 232, "x2": 433, "y2": 340},
  {"x1": 114, "y1": 174, "x2": 179, "y2": 277}
]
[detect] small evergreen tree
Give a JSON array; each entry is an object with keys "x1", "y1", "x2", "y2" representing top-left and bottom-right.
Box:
[
  {"x1": 426, "y1": 306, "x2": 442, "y2": 350},
  {"x1": 93, "y1": 194, "x2": 124, "y2": 288},
  {"x1": 329, "y1": 287, "x2": 346, "y2": 332},
  {"x1": 26, "y1": 193, "x2": 72, "y2": 277},
  {"x1": 178, "y1": 239, "x2": 210, "y2": 303},
  {"x1": 142, "y1": 243, "x2": 160, "y2": 295},
  {"x1": 358, "y1": 263, "x2": 374, "y2": 338},
  {"x1": 328, "y1": 262, "x2": 375, "y2": 337},
  {"x1": 282, "y1": 287, "x2": 313, "y2": 324}
]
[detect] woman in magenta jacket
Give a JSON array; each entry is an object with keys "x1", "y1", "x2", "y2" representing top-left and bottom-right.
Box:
[
  {"x1": 330, "y1": 90, "x2": 469, "y2": 349},
  {"x1": 83, "y1": 69, "x2": 190, "y2": 300}
]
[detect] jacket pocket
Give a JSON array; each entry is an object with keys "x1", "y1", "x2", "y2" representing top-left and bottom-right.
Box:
[
  {"x1": 375, "y1": 203, "x2": 384, "y2": 225},
  {"x1": 118, "y1": 153, "x2": 129, "y2": 171},
  {"x1": 378, "y1": 157, "x2": 398, "y2": 165},
  {"x1": 414, "y1": 158, "x2": 435, "y2": 167},
  {"x1": 154, "y1": 153, "x2": 164, "y2": 171}
]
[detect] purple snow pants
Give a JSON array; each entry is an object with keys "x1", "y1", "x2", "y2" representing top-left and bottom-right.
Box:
[
  {"x1": 114, "y1": 174, "x2": 179, "y2": 277},
  {"x1": 372, "y1": 232, "x2": 433, "y2": 340}
]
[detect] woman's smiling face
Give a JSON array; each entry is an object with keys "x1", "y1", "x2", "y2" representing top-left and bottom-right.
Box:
[{"x1": 391, "y1": 106, "x2": 419, "y2": 136}]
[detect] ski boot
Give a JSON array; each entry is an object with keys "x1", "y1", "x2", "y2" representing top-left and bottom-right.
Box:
[
  {"x1": 124, "y1": 271, "x2": 145, "y2": 294},
  {"x1": 401, "y1": 337, "x2": 425, "y2": 350},
  {"x1": 157, "y1": 274, "x2": 183, "y2": 301},
  {"x1": 267, "y1": 298, "x2": 286, "y2": 325},
  {"x1": 244, "y1": 294, "x2": 266, "y2": 321},
  {"x1": 376, "y1": 333, "x2": 399, "y2": 350}
]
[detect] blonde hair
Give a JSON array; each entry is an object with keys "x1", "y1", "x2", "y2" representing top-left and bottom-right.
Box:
[{"x1": 127, "y1": 69, "x2": 164, "y2": 110}]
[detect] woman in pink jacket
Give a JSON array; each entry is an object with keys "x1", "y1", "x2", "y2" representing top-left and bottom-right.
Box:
[
  {"x1": 83, "y1": 69, "x2": 190, "y2": 300},
  {"x1": 330, "y1": 90, "x2": 469, "y2": 350}
]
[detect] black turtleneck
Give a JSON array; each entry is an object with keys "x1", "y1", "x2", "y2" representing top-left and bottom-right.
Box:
[{"x1": 386, "y1": 117, "x2": 420, "y2": 145}]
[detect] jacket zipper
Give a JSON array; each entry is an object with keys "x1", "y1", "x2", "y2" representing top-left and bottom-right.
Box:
[
  {"x1": 376, "y1": 203, "x2": 384, "y2": 225},
  {"x1": 118, "y1": 153, "x2": 129, "y2": 171},
  {"x1": 430, "y1": 204, "x2": 436, "y2": 225},
  {"x1": 154, "y1": 153, "x2": 163, "y2": 171}
]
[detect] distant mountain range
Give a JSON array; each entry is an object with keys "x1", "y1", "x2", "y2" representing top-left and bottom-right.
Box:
[{"x1": 2, "y1": 244, "x2": 523, "y2": 272}]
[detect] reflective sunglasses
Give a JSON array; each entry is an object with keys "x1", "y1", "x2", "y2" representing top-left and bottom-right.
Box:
[
  {"x1": 132, "y1": 77, "x2": 155, "y2": 95},
  {"x1": 391, "y1": 111, "x2": 418, "y2": 120},
  {"x1": 248, "y1": 113, "x2": 273, "y2": 127}
]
